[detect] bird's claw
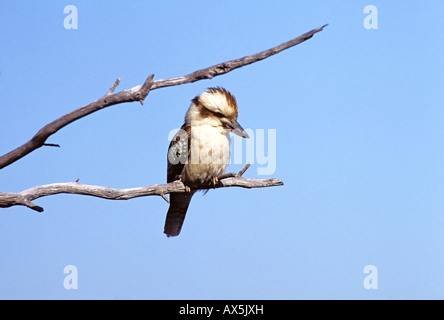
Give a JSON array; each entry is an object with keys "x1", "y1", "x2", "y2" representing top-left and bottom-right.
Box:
[{"x1": 178, "y1": 175, "x2": 191, "y2": 192}]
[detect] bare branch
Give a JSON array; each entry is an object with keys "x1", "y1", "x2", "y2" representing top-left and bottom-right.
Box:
[
  {"x1": 0, "y1": 74, "x2": 155, "y2": 170},
  {"x1": 0, "y1": 25, "x2": 327, "y2": 170},
  {"x1": 0, "y1": 175, "x2": 284, "y2": 212},
  {"x1": 150, "y1": 24, "x2": 328, "y2": 89}
]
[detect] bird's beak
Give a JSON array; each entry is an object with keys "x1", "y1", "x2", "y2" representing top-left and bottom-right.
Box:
[{"x1": 223, "y1": 120, "x2": 250, "y2": 139}]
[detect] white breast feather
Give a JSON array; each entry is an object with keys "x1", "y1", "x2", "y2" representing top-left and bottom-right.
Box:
[{"x1": 183, "y1": 123, "x2": 230, "y2": 184}]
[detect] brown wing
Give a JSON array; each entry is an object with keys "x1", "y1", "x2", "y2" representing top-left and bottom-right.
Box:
[
  {"x1": 166, "y1": 124, "x2": 190, "y2": 183},
  {"x1": 164, "y1": 124, "x2": 192, "y2": 237}
]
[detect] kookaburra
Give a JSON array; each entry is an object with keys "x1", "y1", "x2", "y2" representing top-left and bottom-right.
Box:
[{"x1": 164, "y1": 87, "x2": 249, "y2": 237}]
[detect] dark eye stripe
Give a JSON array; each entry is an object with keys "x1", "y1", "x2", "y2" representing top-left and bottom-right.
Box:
[{"x1": 213, "y1": 111, "x2": 225, "y2": 118}]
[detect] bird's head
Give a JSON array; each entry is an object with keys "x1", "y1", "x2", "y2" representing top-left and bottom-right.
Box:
[{"x1": 185, "y1": 87, "x2": 249, "y2": 138}]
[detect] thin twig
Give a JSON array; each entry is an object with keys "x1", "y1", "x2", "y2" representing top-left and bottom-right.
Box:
[
  {"x1": 107, "y1": 78, "x2": 121, "y2": 95},
  {"x1": 237, "y1": 163, "x2": 251, "y2": 177},
  {"x1": 160, "y1": 193, "x2": 170, "y2": 204},
  {"x1": 43, "y1": 143, "x2": 61, "y2": 148},
  {"x1": 216, "y1": 173, "x2": 236, "y2": 180}
]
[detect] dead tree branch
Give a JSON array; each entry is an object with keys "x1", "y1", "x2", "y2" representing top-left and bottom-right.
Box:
[
  {"x1": 0, "y1": 75, "x2": 155, "y2": 170},
  {"x1": 0, "y1": 25, "x2": 328, "y2": 212},
  {"x1": 0, "y1": 166, "x2": 284, "y2": 213},
  {"x1": 148, "y1": 24, "x2": 328, "y2": 89},
  {"x1": 0, "y1": 24, "x2": 327, "y2": 170}
]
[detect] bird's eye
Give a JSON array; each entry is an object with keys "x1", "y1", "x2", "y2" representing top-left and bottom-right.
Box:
[{"x1": 214, "y1": 112, "x2": 225, "y2": 118}]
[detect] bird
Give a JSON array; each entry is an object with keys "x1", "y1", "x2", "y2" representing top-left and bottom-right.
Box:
[{"x1": 164, "y1": 87, "x2": 249, "y2": 237}]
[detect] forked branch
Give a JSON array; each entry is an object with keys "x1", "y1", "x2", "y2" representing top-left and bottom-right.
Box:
[{"x1": 0, "y1": 75, "x2": 155, "y2": 170}]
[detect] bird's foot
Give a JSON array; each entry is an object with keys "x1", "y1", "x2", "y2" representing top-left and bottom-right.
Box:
[
  {"x1": 178, "y1": 175, "x2": 191, "y2": 192},
  {"x1": 211, "y1": 176, "x2": 219, "y2": 187}
]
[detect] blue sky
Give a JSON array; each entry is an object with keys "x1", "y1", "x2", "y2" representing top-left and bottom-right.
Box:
[{"x1": 1, "y1": 1, "x2": 443, "y2": 299}]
